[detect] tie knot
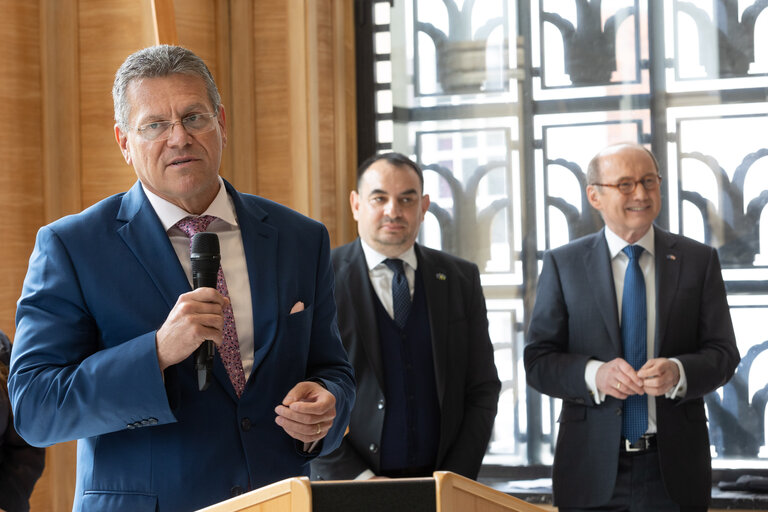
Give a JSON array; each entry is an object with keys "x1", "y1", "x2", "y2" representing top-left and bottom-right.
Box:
[
  {"x1": 176, "y1": 215, "x2": 217, "y2": 238},
  {"x1": 623, "y1": 245, "x2": 643, "y2": 261},
  {"x1": 383, "y1": 258, "x2": 406, "y2": 276}
]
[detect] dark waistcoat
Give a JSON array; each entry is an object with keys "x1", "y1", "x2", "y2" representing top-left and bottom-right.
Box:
[{"x1": 374, "y1": 271, "x2": 440, "y2": 473}]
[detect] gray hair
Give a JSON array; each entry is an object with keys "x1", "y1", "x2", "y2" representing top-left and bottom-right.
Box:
[{"x1": 113, "y1": 45, "x2": 221, "y2": 130}]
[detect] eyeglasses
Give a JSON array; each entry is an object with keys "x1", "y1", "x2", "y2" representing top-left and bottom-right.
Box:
[
  {"x1": 135, "y1": 112, "x2": 218, "y2": 142},
  {"x1": 592, "y1": 175, "x2": 662, "y2": 195}
]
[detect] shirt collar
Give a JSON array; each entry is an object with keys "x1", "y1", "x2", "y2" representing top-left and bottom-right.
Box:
[
  {"x1": 141, "y1": 177, "x2": 239, "y2": 232},
  {"x1": 359, "y1": 239, "x2": 418, "y2": 272},
  {"x1": 604, "y1": 225, "x2": 655, "y2": 259}
]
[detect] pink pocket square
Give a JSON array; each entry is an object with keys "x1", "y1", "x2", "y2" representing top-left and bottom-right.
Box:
[{"x1": 290, "y1": 301, "x2": 305, "y2": 314}]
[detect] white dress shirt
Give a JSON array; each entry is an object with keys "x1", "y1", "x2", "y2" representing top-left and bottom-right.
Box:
[
  {"x1": 359, "y1": 240, "x2": 418, "y2": 321},
  {"x1": 142, "y1": 178, "x2": 255, "y2": 379},
  {"x1": 585, "y1": 226, "x2": 687, "y2": 434}
]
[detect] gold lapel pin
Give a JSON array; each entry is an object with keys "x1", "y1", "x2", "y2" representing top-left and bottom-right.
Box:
[
  {"x1": 666, "y1": 254, "x2": 677, "y2": 261},
  {"x1": 436, "y1": 272, "x2": 447, "y2": 281}
]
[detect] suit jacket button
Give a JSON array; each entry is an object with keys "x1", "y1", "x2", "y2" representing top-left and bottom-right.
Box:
[
  {"x1": 231, "y1": 486, "x2": 244, "y2": 497},
  {"x1": 241, "y1": 417, "x2": 251, "y2": 431},
  {"x1": 377, "y1": 399, "x2": 385, "y2": 410},
  {"x1": 369, "y1": 443, "x2": 378, "y2": 453},
  {"x1": 575, "y1": 398, "x2": 584, "y2": 404},
  {"x1": 615, "y1": 408, "x2": 622, "y2": 416}
]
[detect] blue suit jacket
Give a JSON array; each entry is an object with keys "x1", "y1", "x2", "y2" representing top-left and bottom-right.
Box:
[
  {"x1": 524, "y1": 227, "x2": 739, "y2": 509},
  {"x1": 9, "y1": 180, "x2": 355, "y2": 512}
]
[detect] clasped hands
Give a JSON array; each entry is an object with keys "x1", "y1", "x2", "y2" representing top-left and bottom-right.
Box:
[{"x1": 597, "y1": 357, "x2": 680, "y2": 399}]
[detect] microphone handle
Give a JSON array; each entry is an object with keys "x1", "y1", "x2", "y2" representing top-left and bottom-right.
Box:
[
  {"x1": 194, "y1": 339, "x2": 214, "y2": 391},
  {"x1": 192, "y1": 271, "x2": 218, "y2": 391}
]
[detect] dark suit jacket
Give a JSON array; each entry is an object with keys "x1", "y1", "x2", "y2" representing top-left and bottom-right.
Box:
[
  {"x1": 9, "y1": 180, "x2": 355, "y2": 512},
  {"x1": 311, "y1": 239, "x2": 500, "y2": 480},
  {"x1": 0, "y1": 332, "x2": 44, "y2": 512},
  {"x1": 524, "y1": 227, "x2": 740, "y2": 509}
]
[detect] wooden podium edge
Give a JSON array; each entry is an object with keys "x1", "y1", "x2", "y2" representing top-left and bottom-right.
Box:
[
  {"x1": 196, "y1": 471, "x2": 546, "y2": 511},
  {"x1": 433, "y1": 471, "x2": 547, "y2": 512},
  {"x1": 196, "y1": 476, "x2": 312, "y2": 512}
]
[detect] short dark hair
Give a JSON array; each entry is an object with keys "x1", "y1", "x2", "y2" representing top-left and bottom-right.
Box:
[
  {"x1": 113, "y1": 45, "x2": 221, "y2": 130},
  {"x1": 357, "y1": 152, "x2": 424, "y2": 191},
  {"x1": 587, "y1": 143, "x2": 661, "y2": 185}
]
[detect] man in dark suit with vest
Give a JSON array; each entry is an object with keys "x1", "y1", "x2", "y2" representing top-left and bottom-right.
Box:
[
  {"x1": 525, "y1": 143, "x2": 740, "y2": 511},
  {"x1": 311, "y1": 152, "x2": 500, "y2": 480}
]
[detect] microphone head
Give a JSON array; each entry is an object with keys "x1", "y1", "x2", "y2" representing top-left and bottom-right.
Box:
[
  {"x1": 190, "y1": 232, "x2": 220, "y2": 259},
  {"x1": 190, "y1": 233, "x2": 220, "y2": 288}
]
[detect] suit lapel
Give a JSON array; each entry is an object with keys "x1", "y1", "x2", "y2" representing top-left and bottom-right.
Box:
[
  {"x1": 654, "y1": 228, "x2": 680, "y2": 357},
  {"x1": 344, "y1": 240, "x2": 386, "y2": 390},
  {"x1": 416, "y1": 245, "x2": 448, "y2": 406},
  {"x1": 116, "y1": 182, "x2": 190, "y2": 309},
  {"x1": 583, "y1": 231, "x2": 622, "y2": 353},
  {"x1": 227, "y1": 182, "x2": 279, "y2": 378}
]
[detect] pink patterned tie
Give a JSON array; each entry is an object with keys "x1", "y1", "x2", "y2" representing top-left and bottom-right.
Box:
[{"x1": 176, "y1": 215, "x2": 246, "y2": 397}]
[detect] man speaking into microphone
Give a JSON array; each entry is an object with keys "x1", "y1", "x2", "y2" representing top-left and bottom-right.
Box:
[{"x1": 9, "y1": 45, "x2": 354, "y2": 512}]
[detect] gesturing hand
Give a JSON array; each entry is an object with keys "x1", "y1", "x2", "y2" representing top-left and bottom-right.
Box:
[{"x1": 274, "y1": 381, "x2": 337, "y2": 444}]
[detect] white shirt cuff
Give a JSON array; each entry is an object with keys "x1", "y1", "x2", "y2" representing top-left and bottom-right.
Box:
[
  {"x1": 585, "y1": 359, "x2": 606, "y2": 404},
  {"x1": 666, "y1": 358, "x2": 687, "y2": 398},
  {"x1": 355, "y1": 469, "x2": 376, "y2": 480}
]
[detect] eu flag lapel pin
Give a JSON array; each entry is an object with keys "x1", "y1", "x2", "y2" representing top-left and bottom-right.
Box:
[{"x1": 436, "y1": 272, "x2": 447, "y2": 281}]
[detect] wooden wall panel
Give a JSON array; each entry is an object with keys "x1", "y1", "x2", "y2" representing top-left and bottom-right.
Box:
[
  {"x1": 313, "y1": 2, "x2": 338, "y2": 235},
  {"x1": 311, "y1": 0, "x2": 357, "y2": 247},
  {"x1": 253, "y1": 1, "x2": 293, "y2": 207},
  {"x1": 337, "y1": 0, "x2": 357, "y2": 247},
  {"x1": 79, "y1": 0, "x2": 156, "y2": 208},
  {"x1": 223, "y1": 0, "x2": 257, "y2": 194},
  {"x1": 0, "y1": 1, "x2": 42, "y2": 339},
  {"x1": 174, "y1": 0, "x2": 220, "y2": 71}
]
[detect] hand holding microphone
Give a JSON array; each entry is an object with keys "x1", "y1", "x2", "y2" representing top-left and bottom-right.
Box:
[
  {"x1": 154, "y1": 233, "x2": 228, "y2": 384},
  {"x1": 190, "y1": 233, "x2": 221, "y2": 391}
]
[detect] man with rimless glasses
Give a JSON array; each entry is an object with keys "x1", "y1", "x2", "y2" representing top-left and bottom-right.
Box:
[
  {"x1": 10, "y1": 45, "x2": 354, "y2": 511},
  {"x1": 525, "y1": 143, "x2": 739, "y2": 511}
]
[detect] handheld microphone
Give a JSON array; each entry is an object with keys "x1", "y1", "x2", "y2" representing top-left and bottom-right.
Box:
[{"x1": 190, "y1": 232, "x2": 220, "y2": 391}]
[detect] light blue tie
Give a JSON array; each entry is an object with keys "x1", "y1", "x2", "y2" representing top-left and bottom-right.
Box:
[
  {"x1": 621, "y1": 245, "x2": 648, "y2": 444},
  {"x1": 384, "y1": 258, "x2": 411, "y2": 329}
]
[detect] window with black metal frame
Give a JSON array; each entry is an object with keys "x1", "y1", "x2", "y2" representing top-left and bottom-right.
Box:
[{"x1": 354, "y1": 0, "x2": 768, "y2": 509}]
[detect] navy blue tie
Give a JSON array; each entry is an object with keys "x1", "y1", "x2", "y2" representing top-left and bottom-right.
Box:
[
  {"x1": 384, "y1": 258, "x2": 411, "y2": 328},
  {"x1": 621, "y1": 245, "x2": 648, "y2": 444}
]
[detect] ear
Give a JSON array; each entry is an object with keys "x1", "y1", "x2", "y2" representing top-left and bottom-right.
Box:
[
  {"x1": 114, "y1": 124, "x2": 132, "y2": 165},
  {"x1": 586, "y1": 185, "x2": 601, "y2": 210},
  {"x1": 216, "y1": 104, "x2": 227, "y2": 147},
  {"x1": 420, "y1": 193, "x2": 431, "y2": 221},
  {"x1": 350, "y1": 190, "x2": 360, "y2": 221}
]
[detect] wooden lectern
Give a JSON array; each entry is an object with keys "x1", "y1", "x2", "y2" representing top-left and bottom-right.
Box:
[{"x1": 196, "y1": 471, "x2": 547, "y2": 512}]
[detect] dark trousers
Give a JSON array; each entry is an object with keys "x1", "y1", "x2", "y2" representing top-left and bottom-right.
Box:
[{"x1": 559, "y1": 449, "x2": 707, "y2": 512}]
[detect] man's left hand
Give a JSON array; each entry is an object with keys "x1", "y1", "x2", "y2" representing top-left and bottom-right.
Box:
[
  {"x1": 638, "y1": 358, "x2": 680, "y2": 396},
  {"x1": 275, "y1": 381, "x2": 336, "y2": 443}
]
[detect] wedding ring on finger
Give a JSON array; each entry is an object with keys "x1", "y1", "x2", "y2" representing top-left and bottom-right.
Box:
[
  {"x1": 315, "y1": 423, "x2": 322, "y2": 435},
  {"x1": 616, "y1": 381, "x2": 622, "y2": 391}
]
